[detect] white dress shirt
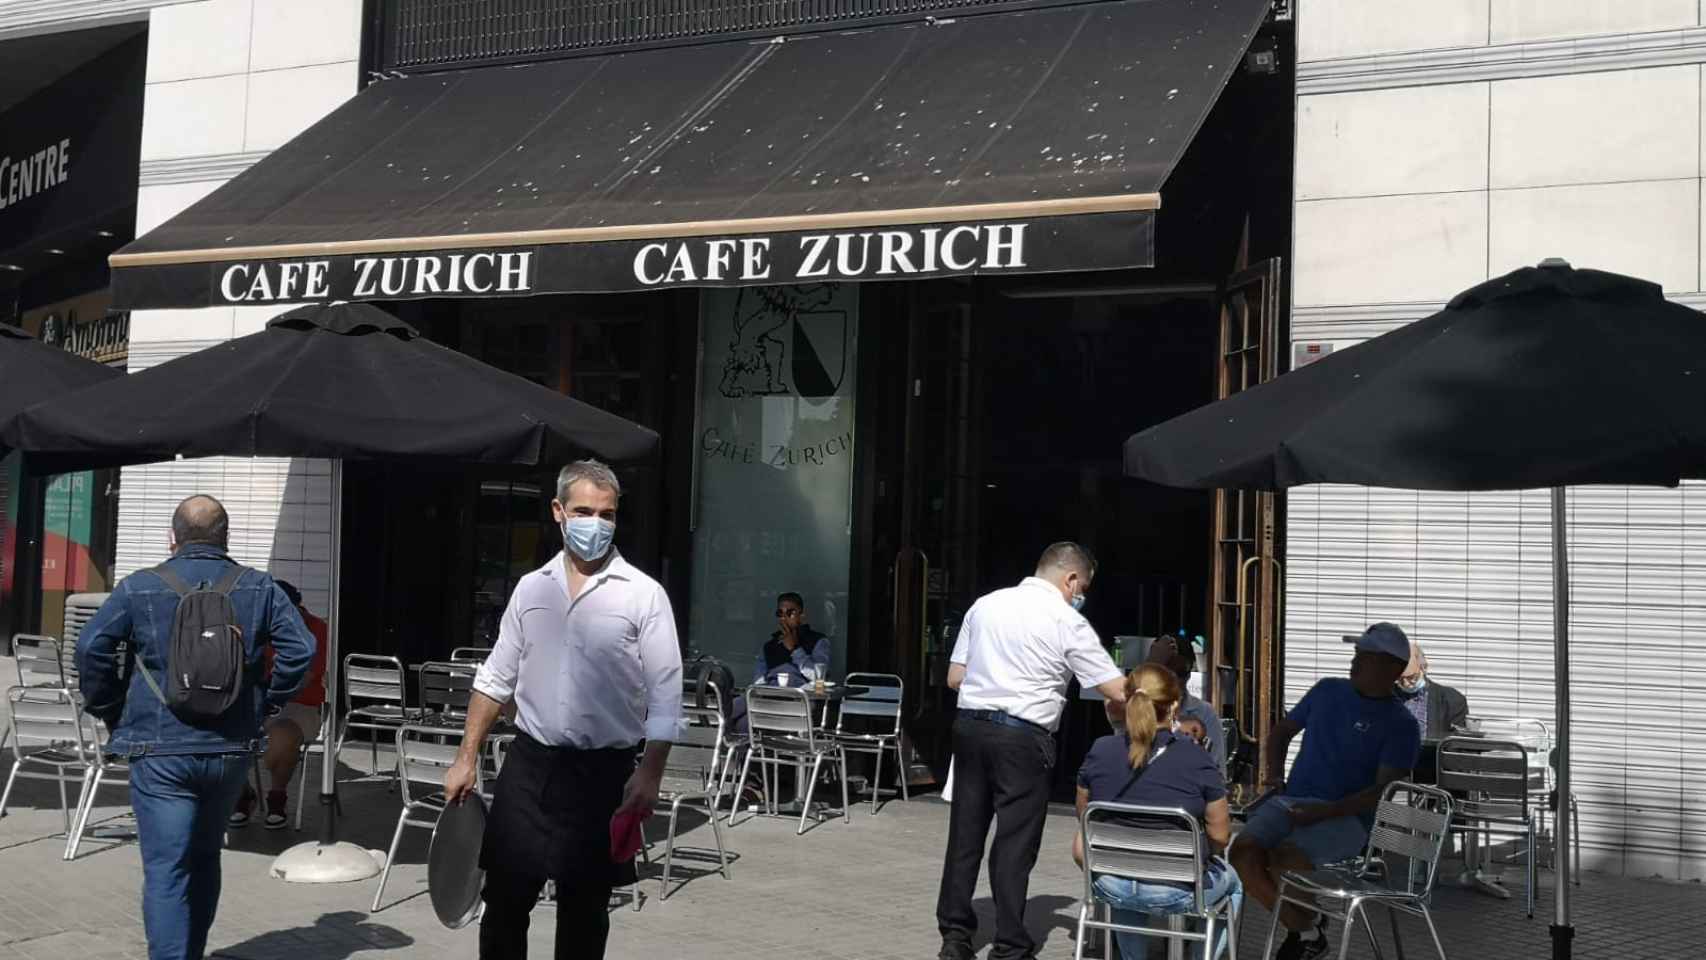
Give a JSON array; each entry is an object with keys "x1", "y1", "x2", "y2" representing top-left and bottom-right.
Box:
[
  {"x1": 949, "y1": 577, "x2": 1122, "y2": 732},
  {"x1": 474, "y1": 550, "x2": 683, "y2": 749}
]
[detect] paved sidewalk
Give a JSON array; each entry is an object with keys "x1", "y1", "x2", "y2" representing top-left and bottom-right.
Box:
[{"x1": 1, "y1": 739, "x2": 1699, "y2": 960}]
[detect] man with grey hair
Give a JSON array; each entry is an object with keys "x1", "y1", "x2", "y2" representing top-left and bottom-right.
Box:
[
  {"x1": 445, "y1": 459, "x2": 682, "y2": 959},
  {"x1": 938, "y1": 541, "x2": 1127, "y2": 960}
]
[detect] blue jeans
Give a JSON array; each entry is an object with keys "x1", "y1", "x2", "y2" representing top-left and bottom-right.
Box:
[
  {"x1": 1238, "y1": 796, "x2": 1370, "y2": 867},
  {"x1": 1093, "y1": 860, "x2": 1243, "y2": 960},
  {"x1": 130, "y1": 754, "x2": 250, "y2": 960}
]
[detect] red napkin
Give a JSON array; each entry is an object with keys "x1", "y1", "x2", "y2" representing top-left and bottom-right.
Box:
[{"x1": 609, "y1": 807, "x2": 651, "y2": 863}]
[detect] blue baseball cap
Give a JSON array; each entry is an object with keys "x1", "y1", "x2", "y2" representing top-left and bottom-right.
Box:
[{"x1": 1356, "y1": 622, "x2": 1410, "y2": 662}]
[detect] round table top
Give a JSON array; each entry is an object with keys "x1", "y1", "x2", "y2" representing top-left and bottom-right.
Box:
[{"x1": 761, "y1": 683, "x2": 869, "y2": 700}]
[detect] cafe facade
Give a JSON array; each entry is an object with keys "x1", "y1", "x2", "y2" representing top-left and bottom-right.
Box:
[
  {"x1": 13, "y1": 0, "x2": 1703, "y2": 882},
  {"x1": 93, "y1": 0, "x2": 1296, "y2": 799}
]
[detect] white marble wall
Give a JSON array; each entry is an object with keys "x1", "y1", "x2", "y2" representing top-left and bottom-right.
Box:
[
  {"x1": 1295, "y1": 62, "x2": 1706, "y2": 305},
  {"x1": 116, "y1": 0, "x2": 362, "y2": 619}
]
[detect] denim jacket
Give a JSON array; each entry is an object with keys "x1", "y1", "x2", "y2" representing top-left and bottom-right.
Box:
[{"x1": 77, "y1": 544, "x2": 314, "y2": 758}]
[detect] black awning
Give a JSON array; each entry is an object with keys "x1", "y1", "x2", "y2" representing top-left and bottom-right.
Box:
[{"x1": 111, "y1": 0, "x2": 1270, "y2": 308}]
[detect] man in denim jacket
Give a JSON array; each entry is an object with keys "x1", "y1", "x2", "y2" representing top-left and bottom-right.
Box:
[{"x1": 78, "y1": 495, "x2": 313, "y2": 960}]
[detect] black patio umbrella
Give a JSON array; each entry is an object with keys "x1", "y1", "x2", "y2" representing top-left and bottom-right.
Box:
[
  {"x1": 2, "y1": 303, "x2": 658, "y2": 882},
  {"x1": 0, "y1": 324, "x2": 123, "y2": 451},
  {"x1": 1123, "y1": 260, "x2": 1706, "y2": 960},
  {"x1": 5, "y1": 304, "x2": 656, "y2": 471}
]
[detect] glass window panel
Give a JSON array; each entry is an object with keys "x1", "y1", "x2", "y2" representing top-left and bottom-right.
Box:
[{"x1": 688, "y1": 284, "x2": 858, "y2": 675}]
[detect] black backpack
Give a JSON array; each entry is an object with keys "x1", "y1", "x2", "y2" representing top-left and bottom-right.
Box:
[
  {"x1": 136, "y1": 564, "x2": 249, "y2": 723},
  {"x1": 686, "y1": 655, "x2": 737, "y2": 720}
]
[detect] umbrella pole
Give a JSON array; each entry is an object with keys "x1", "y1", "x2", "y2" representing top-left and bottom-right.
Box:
[
  {"x1": 270, "y1": 458, "x2": 379, "y2": 883},
  {"x1": 318, "y1": 456, "x2": 343, "y2": 834},
  {"x1": 1550, "y1": 487, "x2": 1573, "y2": 960}
]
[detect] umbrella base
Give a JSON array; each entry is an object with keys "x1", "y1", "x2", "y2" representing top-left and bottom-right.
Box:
[
  {"x1": 1550, "y1": 924, "x2": 1573, "y2": 960},
  {"x1": 270, "y1": 840, "x2": 383, "y2": 883}
]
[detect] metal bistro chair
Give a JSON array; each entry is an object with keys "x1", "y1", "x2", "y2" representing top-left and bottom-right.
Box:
[
  {"x1": 731, "y1": 685, "x2": 850, "y2": 835},
  {"x1": 0, "y1": 686, "x2": 98, "y2": 835},
  {"x1": 3, "y1": 635, "x2": 68, "y2": 755},
  {"x1": 373, "y1": 722, "x2": 474, "y2": 912},
  {"x1": 449, "y1": 647, "x2": 492, "y2": 664},
  {"x1": 1438, "y1": 736, "x2": 1542, "y2": 916},
  {"x1": 334, "y1": 654, "x2": 419, "y2": 786},
  {"x1": 418, "y1": 661, "x2": 477, "y2": 723},
  {"x1": 833, "y1": 673, "x2": 910, "y2": 814},
  {"x1": 12, "y1": 634, "x2": 67, "y2": 689},
  {"x1": 1076, "y1": 802, "x2": 1239, "y2": 960},
  {"x1": 707, "y1": 680, "x2": 749, "y2": 804},
  {"x1": 1468, "y1": 715, "x2": 1579, "y2": 885},
  {"x1": 1262, "y1": 782, "x2": 1454, "y2": 960},
  {"x1": 648, "y1": 704, "x2": 731, "y2": 903},
  {"x1": 64, "y1": 738, "x2": 130, "y2": 860}
]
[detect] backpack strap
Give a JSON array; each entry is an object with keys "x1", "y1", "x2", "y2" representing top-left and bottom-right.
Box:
[
  {"x1": 136, "y1": 646, "x2": 171, "y2": 708},
  {"x1": 211, "y1": 565, "x2": 246, "y2": 595},
  {"x1": 150, "y1": 565, "x2": 193, "y2": 596}
]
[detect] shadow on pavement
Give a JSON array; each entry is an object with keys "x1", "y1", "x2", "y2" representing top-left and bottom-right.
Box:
[{"x1": 209, "y1": 910, "x2": 414, "y2": 959}]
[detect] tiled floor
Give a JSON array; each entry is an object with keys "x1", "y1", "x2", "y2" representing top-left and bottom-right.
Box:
[{"x1": 1, "y1": 740, "x2": 1700, "y2": 960}]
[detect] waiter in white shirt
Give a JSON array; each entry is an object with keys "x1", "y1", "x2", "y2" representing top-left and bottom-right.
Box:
[
  {"x1": 444, "y1": 459, "x2": 682, "y2": 960},
  {"x1": 937, "y1": 542, "x2": 1127, "y2": 960}
]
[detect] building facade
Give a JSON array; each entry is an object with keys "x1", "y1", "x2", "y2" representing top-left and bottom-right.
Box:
[
  {"x1": 1287, "y1": 0, "x2": 1706, "y2": 881},
  {"x1": 9, "y1": 0, "x2": 1700, "y2": 883}
]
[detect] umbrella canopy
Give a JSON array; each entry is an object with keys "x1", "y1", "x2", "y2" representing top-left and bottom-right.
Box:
[
  {"x1": 0, "y1": 324, "x2": 123, "y2": 454},
  {"x1": 2, "y1": 303, "x2": 657, "y2": 471},
  {"x1": 1123, "y1": 261, "x2": 1706, "y2": 960},
  {"x1": 1124, "y1": 263, "x2": 1706, "y2": 490}
]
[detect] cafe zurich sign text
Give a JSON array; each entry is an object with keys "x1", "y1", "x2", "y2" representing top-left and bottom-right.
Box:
[{"x1": 112, "y1": 210, "x2": 1153, "y2": 308}]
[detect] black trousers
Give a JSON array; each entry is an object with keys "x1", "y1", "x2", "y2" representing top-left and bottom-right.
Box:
[
  {"x1": 478, "y1": 734, "x2": 636, "y2": 960},
  {"x1": 479, "y1": 869, "x2": 610, "y2": 960},
  {"x1": 936, "y1": 712, "x2": 1056, "y2": 960}
]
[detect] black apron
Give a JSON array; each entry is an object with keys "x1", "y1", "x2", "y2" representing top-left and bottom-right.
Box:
[{"x1": 480, "y1": 731, "x2": 639, "y2": 890}]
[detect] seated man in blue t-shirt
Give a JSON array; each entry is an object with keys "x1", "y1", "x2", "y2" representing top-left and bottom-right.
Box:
[{"x1": 1229, "y1": 623, "x2": 1420, "y2": 960}]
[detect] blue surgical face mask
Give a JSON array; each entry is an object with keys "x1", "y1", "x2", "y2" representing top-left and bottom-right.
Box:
[
  {"x1": 562, "y1": 516, "x2": 615, "y2": 561},
  {"x1": 1069, "y1": 591, "x2": 1087, "y2": 612},
  {"x1": 1398, "y1": 675, "x2": 1427, "y2": 695}
]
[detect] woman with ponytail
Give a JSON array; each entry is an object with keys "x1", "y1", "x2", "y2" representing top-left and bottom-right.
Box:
[{"x1": 1073, "y1": 663, "x2": 1241, "y2": 960}]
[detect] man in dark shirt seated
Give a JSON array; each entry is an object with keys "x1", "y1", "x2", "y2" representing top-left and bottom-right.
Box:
[
  {"x1": 752, "y1": 591, "x2": 832, "y2": 685},
  {"x1": 1228, "y1": 623, "x2": 1421, "y2": 960}
]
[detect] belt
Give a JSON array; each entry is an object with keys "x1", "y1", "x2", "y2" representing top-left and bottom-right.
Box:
[
  {"x1": 960, "y1": 708, "x2": 1050, "y2": 737},
  {"x1": 512, "y1": 730, "x2": 637, "y2": 758}
]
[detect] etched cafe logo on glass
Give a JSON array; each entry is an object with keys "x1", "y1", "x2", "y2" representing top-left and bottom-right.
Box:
[{"x1": 717, "y1": 284, "x2": 848, "y2": 400}]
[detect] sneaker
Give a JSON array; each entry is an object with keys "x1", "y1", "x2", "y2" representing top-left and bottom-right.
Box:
[
  {"x1": 738, "y1": 779, "x2": 765, "y2": 809},
  {"x1": 1275, "y1": 917, "x2": 1329, "y2": 960},
  {"x1": 264, "y1": 790, "x2": 289, "y2": 830},
  {"x1": 228, "y1": 786, "x2": 256, "y2": 828}
]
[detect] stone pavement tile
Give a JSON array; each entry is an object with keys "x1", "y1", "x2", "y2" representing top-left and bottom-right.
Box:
[{"x1": 4, "y1": 762, "x2": 1701, "y2": 960}]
